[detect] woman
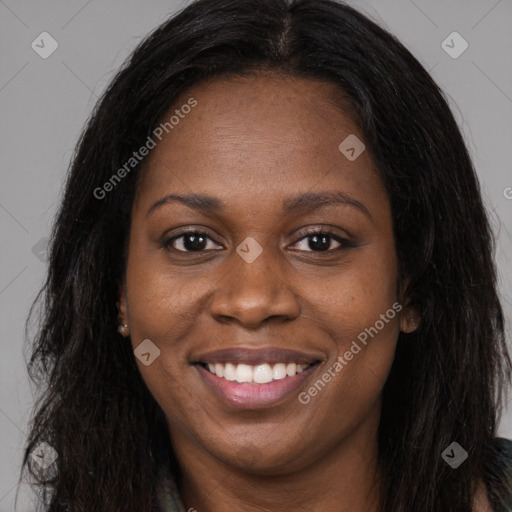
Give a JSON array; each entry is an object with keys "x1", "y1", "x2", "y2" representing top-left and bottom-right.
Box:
[{"x1": 21, "y1": 0, "x2": 512, "y2": 510}]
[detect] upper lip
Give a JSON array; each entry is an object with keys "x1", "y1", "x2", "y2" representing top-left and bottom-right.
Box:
[{"x1": 192, "y1": 347, "x2": 323, "y2": 366}]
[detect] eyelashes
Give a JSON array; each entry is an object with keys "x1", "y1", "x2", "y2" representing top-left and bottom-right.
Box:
[
  {"x1": 291, "y1": 226, "x2": 355, "y2": 252},
  {"x1": 162, "y1": 227, "x2": 356, "y2": 254},
  {"x1": 164, "y1": 230, "x2": 221, "y2": 252}
]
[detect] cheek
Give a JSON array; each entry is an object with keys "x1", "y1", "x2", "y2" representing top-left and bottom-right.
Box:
[
  {"x1": 124, "y1": 261, "x2": 206, "y2": 423},
  {"x1": 300, "y1": 289, "x2": 399, "y2": 441},
  {"x1": 304, "y1": 244, "x2": 399, "y2": 342},
  {"x1": 124, "y1": 245, "x2": 206, "y2": 342},
  {"x1": 299, "y1": 242, "x2": 400, "y2": 401}
]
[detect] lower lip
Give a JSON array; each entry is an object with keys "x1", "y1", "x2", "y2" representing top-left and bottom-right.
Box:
[{"x1": 195, "y1": 363, "x2": 319, "y2": 409}]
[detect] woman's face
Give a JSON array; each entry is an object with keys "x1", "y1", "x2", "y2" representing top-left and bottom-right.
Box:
[{"x1": 119, "y1": 72, "x2": 417, "y2": 472}]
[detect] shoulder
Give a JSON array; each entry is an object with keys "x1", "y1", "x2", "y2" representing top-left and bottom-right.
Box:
[
  {"x1": 474, "y1": 437, "x2": 512, "y2": 512},
  {"x1": 474, "y1": 482, "x2": 494, "y2": 512},
  {"x1": 156, "y1": 472, "x2": 187, "y2": 512}
]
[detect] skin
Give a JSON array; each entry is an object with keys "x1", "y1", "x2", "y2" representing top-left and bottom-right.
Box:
[{"x1": 118, "y1": 71, "x2": 423, "y2": 511}]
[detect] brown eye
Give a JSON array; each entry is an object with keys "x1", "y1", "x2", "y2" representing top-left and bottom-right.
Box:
[
  {"x1": 290, "y1": 228, "x2": 355, "y2": 253},
  {"x1": 164, "y1": 231, "x2": 223, "y2": 252}
]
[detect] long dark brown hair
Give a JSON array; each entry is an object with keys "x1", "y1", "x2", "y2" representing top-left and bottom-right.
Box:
[{"x1": 20, "y1": 0, "x2": 512, "y2": 510}]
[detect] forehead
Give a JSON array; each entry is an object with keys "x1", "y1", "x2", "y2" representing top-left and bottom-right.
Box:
[{"x1": 134, "y1": 72, "x2": 385, "y2": 216}]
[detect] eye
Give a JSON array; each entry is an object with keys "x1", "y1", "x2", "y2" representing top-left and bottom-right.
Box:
[
  {"x1": 163, "y1": 227, "x2": 354, "y2": 254},
  {"x1": 290, "y1": 227, "x2": 353, "y2": 252},
  {"x1": 163, "y1": 230, "x2": 223, "y2": 252}
]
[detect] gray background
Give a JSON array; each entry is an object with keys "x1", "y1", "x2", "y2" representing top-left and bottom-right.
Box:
[{"x1": 1, "y1": 0, "x2": 511, "y2": 509}]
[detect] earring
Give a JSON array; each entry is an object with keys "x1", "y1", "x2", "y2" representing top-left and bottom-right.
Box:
[{"x1": 117, "y1": 323, "x2": 130, "y2": 336}]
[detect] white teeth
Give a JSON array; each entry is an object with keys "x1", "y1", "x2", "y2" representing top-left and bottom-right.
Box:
[
  {"x1": 224, "y1": 363, "x2": 237, "y2": 381},
  {"x1": 235, "y1": 364, "x2": 253, "y2": 383},
  {"x1": 272, "y1": 363, "x2": 287, "y2": 380},
  {"x1": 214, "y1": 363, "x2": 224, "y2": 378},
  {"x1": 204, "y1": 361, "x2": 312, "y2": 384},
  {"x1": 253, "y1": 364, "x2": 273, "y2": 384},
  {"x1": 286, "y1": 363, "x2": 297, "y2": 376}
]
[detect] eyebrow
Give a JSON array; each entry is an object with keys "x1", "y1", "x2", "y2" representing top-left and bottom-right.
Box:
[{"x1": 146, "y1": 191, "x2": 371, "y2": 219}]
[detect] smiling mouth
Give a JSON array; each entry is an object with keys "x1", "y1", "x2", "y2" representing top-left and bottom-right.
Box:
[
  {"x1": 192, "y1": 347, "x2": 323, "y2": 408},
  {"x1": 198, "y1": 361, "x2": 320, "y2": 385}
]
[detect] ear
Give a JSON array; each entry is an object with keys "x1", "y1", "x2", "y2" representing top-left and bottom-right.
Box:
[
  {"x1": 398, "y1": 278, "x2": 420, "y2": 334},
  {"x1": 117, "y1": 283, "x2": 128, "y2": 326}
]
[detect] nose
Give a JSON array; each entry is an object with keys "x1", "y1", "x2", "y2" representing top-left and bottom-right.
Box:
[{"x1": 209, "y1": 245, "x2": 300, "y2": 328}]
